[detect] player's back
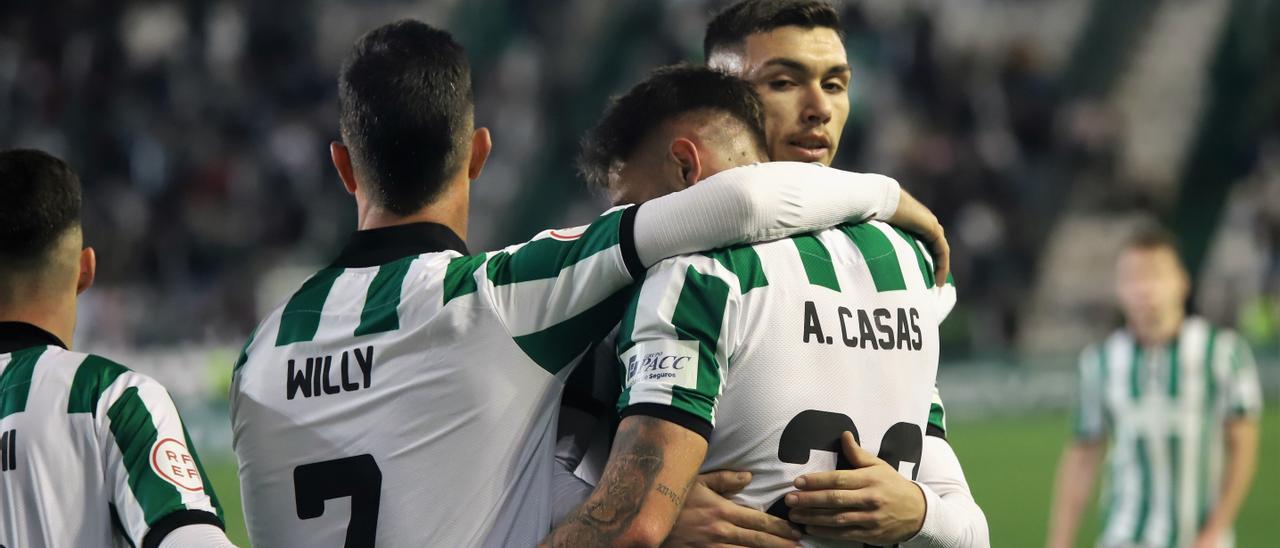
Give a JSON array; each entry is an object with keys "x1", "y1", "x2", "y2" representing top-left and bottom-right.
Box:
[
  {"x1": 0, "y1": 330, "x2": 223, "y2": 547},
  {"x1": 231, "y1": 217, "x2": 642, "y2": 547},
  {"x1": 618, "y1": 221, "x2": 952, "y2": 544}
]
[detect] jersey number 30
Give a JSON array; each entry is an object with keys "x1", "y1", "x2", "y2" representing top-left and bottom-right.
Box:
[
  {"x1": 767, "y1": 410, "x2": 924, "y2": 548},
  {"x1": 294, "y1": 454, "x2": 383, "y2": 547}
]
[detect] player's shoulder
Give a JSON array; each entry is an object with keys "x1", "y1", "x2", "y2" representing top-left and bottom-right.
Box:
[{"x1": 37, "y1": 347, "x2": 172, "y2": 413}]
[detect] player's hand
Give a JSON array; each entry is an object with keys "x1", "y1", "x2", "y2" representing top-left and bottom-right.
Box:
[
  {"x1": 663, "y1": 470, "x2": 803, "y2": 548},
  {"x1": 784, "y1": 432, "x2": 926, "y2": 545},
  {"x1": 886, "y1": 189, "x2": 950, "y2": 287},
  {"x1": 1192, "y1": 525, "x2": 1226, "y2": 548}
]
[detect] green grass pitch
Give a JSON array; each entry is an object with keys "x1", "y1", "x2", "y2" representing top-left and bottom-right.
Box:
[{"x1": 206, "y1": 408, "x2": 1277, "y2": 546}]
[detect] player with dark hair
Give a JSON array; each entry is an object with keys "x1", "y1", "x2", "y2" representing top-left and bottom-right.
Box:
[
  {"x1": 0, "y1": 149, "x2": 235, "y2": 548},
  {"x1": 704, "y1": 0, "x2": 849, "y2": 167},
  {"x1": 230, "y1": 20, "x2": 949, "y2": 547},
  {"x1": 1048, "y1": 225, "x2": 1262, "y2": 548},
  {"x1": 557, "y1": 2, "x2": 983, "y2": 546},
  {"x1": 546, "y1": 62, "x2": 987, "y2": 548}
]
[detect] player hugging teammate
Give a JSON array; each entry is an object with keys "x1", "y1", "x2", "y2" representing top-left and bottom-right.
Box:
[{"x1": 3, "y1": 1, "x2": 997, "y2": 547}]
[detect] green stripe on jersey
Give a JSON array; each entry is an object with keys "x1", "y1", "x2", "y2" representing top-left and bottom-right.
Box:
[
  {"x1": 928, "y1": 402, "x2": 946, "y2": 433},
  {"x1": 792, "y1": 234, "x2": 840, "y2": 292},
  {"x1": 842, "y1": 224, "x2": 907, "y2": 292},
  {"x1": 707, "y1": 246, "x2": 769, "y2": 293},
  {"x1": 893, "y1": 227, "x2": 933, "y2": 287},
  {"x1": 232, "y1": 327, "x2": 257, "y2": 374},
  {"x1": 669, "y1": 266, "x2": 731, "y2": 421},
  {"x1": 486, "y1": 209, "x2": 625, "y2": 286},
  {"x1": 1167, "y1": 338, "x2": 1180, "y2": 397},
  {"x1": 512, "y1": 287, "x2": 635, "y2": 374},
  {"x1": 1133, "y1": 436, "x2": 1153, "y2": 543},
  {"x1": 442, "y1": 254, "x2": 486, "y2": 306},
  {"x1": 68, "y1": 355, "x2": 131, "y2": 415},
  {"x1": 355, "y1": 256, "x2": 416, "y2": 337},
  {"x1": 0, "y1": 346, "x2": 47, "y2": 419},
  {"x1": 275, "y1": 268, "x2": 343, "y2": 346},
  {"x1": 182, "y1": 422, "x2": 224, "y2": 522},
  {"x1": 107, "y1": 386, "x2": 184, "y2": 525},
  {"x1": 1129, "y1": 342, "x2": 1144, "y2": 400}
]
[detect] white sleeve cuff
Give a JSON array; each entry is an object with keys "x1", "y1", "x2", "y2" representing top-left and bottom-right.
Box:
[{"x1": 157, "y1": 524, "x2": 238, "y2": 548}]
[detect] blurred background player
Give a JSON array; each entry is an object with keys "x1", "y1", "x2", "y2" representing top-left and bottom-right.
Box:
[
  {"x1": 1047, "y1": 226, "x2": 1263, "y2": 548},
  {"x1": 0, "y1": 149, "x2": 234, "y2": 547},
  {"x1": 229, "y1": 19, "x2": 943, "y2": 547},
  {"x1": 547, "y1": 64, "x2": 985, "y2": 548}
]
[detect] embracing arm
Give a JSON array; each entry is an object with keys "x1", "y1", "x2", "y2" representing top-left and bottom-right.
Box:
[
  {"x1": 541, "y1": 416, "x2": 708, "y2": 548},
  {"x1": 904, "y1": 436, "x2": 989, "y2": 547}
]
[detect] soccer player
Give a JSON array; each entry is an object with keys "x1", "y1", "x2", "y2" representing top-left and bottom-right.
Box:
[
  {"x1": 229, "y1": 20, "x2": 949, "y2": 547},
  {"x1": 0, "y1": 149, "x2": 235, "y2": 548},
  {"x1": 1047, "y1": 227, "x2": 1263, "y2": 548},
  {"x1": 556, "y1": 2, "x2": 973, "y2": 545},
  {"x1": 544, "y1": 65, "x2": 987, "y2": 548}
]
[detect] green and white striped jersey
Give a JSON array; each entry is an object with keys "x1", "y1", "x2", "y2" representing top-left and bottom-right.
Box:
[
  {"x1": 231, "y1": 213, "x2": 648, "y2": 548},
  {"x1": 0, "y1": 324, "x2": 224, "y2": 548},
  {"x1": 1074, "y1": 317, "x2": 1263, "y2": 548},
  {"x1": 616, "y1": 221, "x2": 955, "y2": 530}
]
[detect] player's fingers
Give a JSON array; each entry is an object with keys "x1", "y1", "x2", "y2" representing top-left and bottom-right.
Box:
[
  {"x1": 931, "y1": 225, "x2": 950, "y2": 287},
  {"x1": 839, "y1": 431, "x2": 881, "y2": 468},
  {"x1": 722, "y1": 525, "x2": 805, "y2": 548},
  {"x1": 786, "y1": 507, "x2": 877, "y2": 528},
  {"x1": 805, "y1": 524, "x2": 882, "y2": 543},
  {"x1": 722, "y1": 504, "x2": 802, "y2": 540},
  {"x1": 700, "y1": 470, "x2": 752, "y2": 495},
  {"x1": 784, "y1": 488, "x2": 877, "y2": 509},
  {"x1": 792, "y1": 468, "x2": 876, "y2": 491}
]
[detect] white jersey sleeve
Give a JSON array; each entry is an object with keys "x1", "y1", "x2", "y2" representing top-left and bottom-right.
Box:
[
  {"x1": 1222, "y1": 332, "x2": 1264, "y2": 419},
  {"x1": 75, "y1": 356, "x2": 224, "y2": 545},
  {"x1": 1073, "y1": 343, "x2": 1109, "y2": 441},
  {"x1": 905, "y1": 436, "x2": 990, "y2": 547},
  {"x1": 614, "y1": 252, "x2": 743, "y2": 437}
]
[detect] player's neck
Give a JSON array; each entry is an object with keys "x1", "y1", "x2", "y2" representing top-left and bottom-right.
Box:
[
  {"x1": 0, "y1": 296, "x2": 76, "y2": 349},
  {"x1": 1130, "y1": 312, "x2": 1184, "y2": 348},
  {"x1": 357, "y1": 177, "x2": 469, "y2": 241}
]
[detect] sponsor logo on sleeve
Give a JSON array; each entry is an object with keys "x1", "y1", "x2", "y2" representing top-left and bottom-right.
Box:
[
  {"x1": 150, "y1": 438, "x2": 204, "y2": 492},
  {"x1": 621, "y1": 340, "x2": 700, "y2": 389}
]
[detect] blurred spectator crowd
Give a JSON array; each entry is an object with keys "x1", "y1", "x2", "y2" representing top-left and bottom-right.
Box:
[{"x1": 1, "y1": 0, "x2": 1276, "y2": 360}]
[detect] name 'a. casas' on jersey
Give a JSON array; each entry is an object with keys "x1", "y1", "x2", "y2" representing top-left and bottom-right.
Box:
[{"x1": 616, "y1": 220, "x2": 955, "y2": 527}]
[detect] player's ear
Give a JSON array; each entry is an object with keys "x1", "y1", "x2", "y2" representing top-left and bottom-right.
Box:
[
  {"x1": 330, "y1": 141, "x2": 359, "y2": 195},
  {"x1": 669, "y1": 137, "x2": 702, "y2": 187},
  {"x1": 76, "y1": 246, "x2": 95, "y2": 295},
  {"x1": 467, "y1": 127, "x2": 492, "y2": 182}
]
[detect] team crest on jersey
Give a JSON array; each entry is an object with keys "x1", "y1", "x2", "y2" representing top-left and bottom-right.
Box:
[
  {"x1": 622, "y1": 340, "x2": 699, "y2": 389},
  {"x1": 150, "y1": 438, "x2": 204, "y2": 492},
  {"x1": 547, "y1": 225, "x2": 587, "y2": 241}
]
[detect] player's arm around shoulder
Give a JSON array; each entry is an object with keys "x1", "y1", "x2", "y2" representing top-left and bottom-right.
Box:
[
  {"x1": 541, "y1": 415, "x2": 709, "y2": 548},
  {"x1": 88, "y1": 358, "x2": 236, "y2": 547}
]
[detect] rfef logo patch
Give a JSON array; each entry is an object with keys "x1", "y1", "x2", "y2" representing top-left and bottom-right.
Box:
[
  {"x1": 150, "y1": 438, "x2": 204, "y2": 492},
  {"x1": 547, "y1": 225, "x2": 588, "y2": 241},
  {"x1": 621, "y1": 340, "x2": 700, "y2": 389}
]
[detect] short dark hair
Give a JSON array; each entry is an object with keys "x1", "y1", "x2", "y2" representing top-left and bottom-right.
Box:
[
  {"x1": 579, "y1": 65, "x2": 768, "y2": 189},
  {"x1": 338, "y1": 19, "x2": 473, "y2": 216},
  {"x1": 704, "y1": 0, "x2": 843, "y2": 61},
  {"x1": 1124, "y1": 223, "x2": 1180, "y2": 254},
  {"x1": 0, "y1": 149, "x2": 82, "y2": 267}
]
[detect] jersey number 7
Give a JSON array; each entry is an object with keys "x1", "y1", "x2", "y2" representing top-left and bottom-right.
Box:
[{"x1": 294, "y1": 454, "x2": 383, "y2": 547}]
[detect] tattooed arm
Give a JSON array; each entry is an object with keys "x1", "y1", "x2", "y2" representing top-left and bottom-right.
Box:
[{"x1": 540, "y1": 416, "x2": 709, "y2": 548}]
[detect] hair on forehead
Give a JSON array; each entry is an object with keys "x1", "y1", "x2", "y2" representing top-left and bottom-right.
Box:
[
  {"x1": 1124, "y1": 223, "x2": 1179, "y2": 254},
  {"x1": 704, "y1": 0, "x2": 843, "y2": 61},
  {"x1": 578, "y1": 64, "x2": 767, "y2": 190}
]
